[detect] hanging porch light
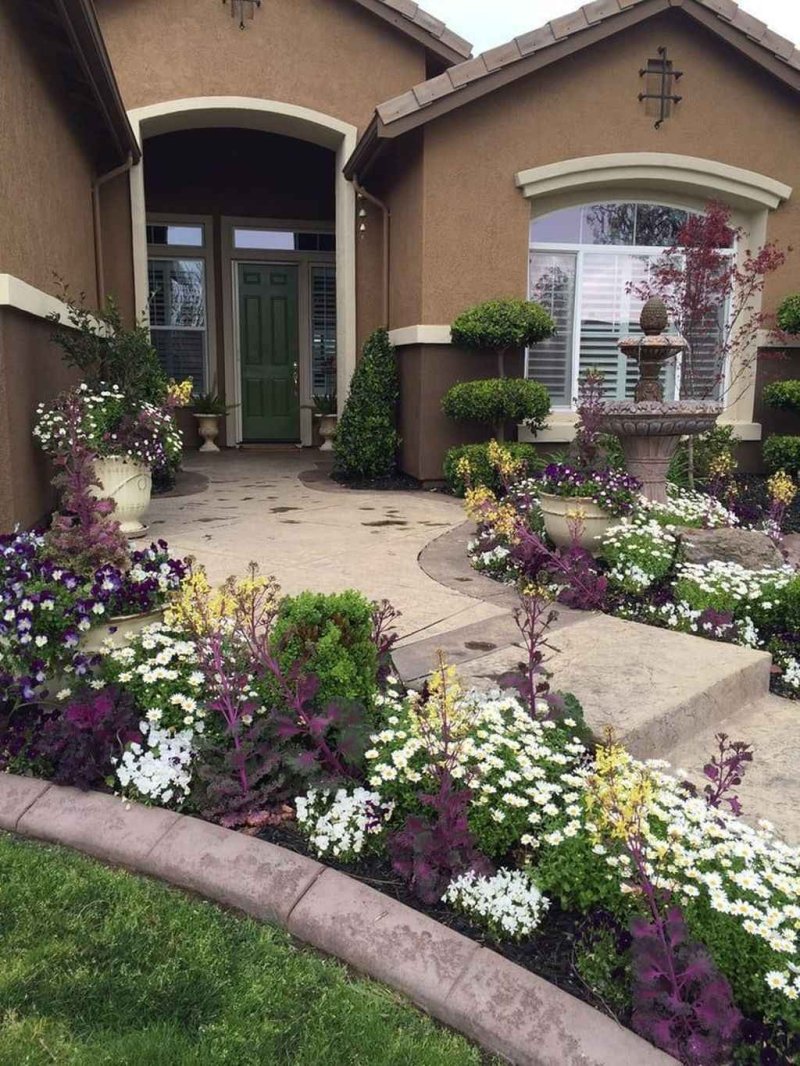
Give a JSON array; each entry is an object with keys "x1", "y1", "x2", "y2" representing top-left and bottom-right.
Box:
[{"x1": 223, "y1": 0, "x2": 261, "y2": 30}]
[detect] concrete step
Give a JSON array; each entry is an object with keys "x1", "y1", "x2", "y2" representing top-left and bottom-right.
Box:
[
  {"x1": 664, "y1": 694, "x2": 800, "y2": 845},
  {"x1": 396, "y1": 612, "x2": 772, "y2": 763}
]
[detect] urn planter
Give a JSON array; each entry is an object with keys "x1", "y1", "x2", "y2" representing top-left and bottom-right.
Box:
[
  {"x1": 538, "y1": 492, "x2": 614, "y2": 553},
  {"x1": 194, "y1": 413, "x2": 221, "y2": 452},
  {"x1": 315, "y1": 413, "x2": 338, "y2": 451},
  {"x1": 92, "y1": 456, "x2": 151, "y2": 539},
  {"x1": 80, "y1": 607, "x2": 165, "y2": 654}
]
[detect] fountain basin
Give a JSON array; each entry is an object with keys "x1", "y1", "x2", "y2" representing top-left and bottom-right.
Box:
[{"x1": 600, "y1": 401, "x2": 721, "y2": 504}]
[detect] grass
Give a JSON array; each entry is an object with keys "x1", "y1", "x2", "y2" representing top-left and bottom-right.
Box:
[{"x1": 0, "y1": 833, "x2": 484, "y2": 1066}]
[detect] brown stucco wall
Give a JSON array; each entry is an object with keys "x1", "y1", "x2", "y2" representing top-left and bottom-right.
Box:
[
  {"x1": 94, "y1": 0, "x2": 427, "y2": 134},
  {"x1": 398, "y1": 345, "x2": 525, "y2": 481},
  {"x1": 754, "y1": 347, "x2": 800, "y2": 441},
  {"x1": 0, "y1": 310, "x2": 79, "y2": 530},
  {"x1": 0, "y1": 4, "x2": 99, "y2": 304},
  {"x1": 418, "y1": 9, "x2": 800, "y2": 324},
  {"x1": 99, "y1": 172, "x2": 136, "y2": 324}
]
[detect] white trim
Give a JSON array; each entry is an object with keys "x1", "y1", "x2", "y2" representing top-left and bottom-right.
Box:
[
  {"x1": 516, "y1": 154, "x2": 792, "y2": 212},
  {"x1": 126, "y1": 97, "x2": 357, "y2": 443},
  {"x1": 0, "y1": 274, "x2": 80, "y2": 324},
  {"x1": 757, "y1": 328, "x2": 800, "y2": 349},
  {"x1": 388, "y1": 324, "x2": 452, "y2": 346}
]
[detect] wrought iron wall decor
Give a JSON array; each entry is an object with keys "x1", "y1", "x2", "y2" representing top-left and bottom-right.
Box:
[
  {"x1": 639, "y1": 46, "x2": 683, "y2": 128},
  {"x1": 223, "y1": 0, "x2": 261, "y2": 30}
]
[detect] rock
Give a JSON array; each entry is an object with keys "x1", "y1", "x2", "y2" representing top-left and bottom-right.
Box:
[{"x1": 679, "y1": 527, "x2": 785, "y2": 569}]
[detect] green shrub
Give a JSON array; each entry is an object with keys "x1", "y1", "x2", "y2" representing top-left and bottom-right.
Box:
[
  {"x1": 763, "y1": 434, "x2": 800, "y2": 476},
  {"x1": 441, "y1": 378, "x2": 550, "y2": 442},
  {"x1": 443, "y1": 442, "x2": 542, "y2": 496},
  {"x1": 271, "y1": 590, "x2": 378, "y2": 711},
  {"x1": 333, "y1": 329, "x2": 399, "y2": 481},
  {"x1": 451, "y1": 298, "x2": 555, "y2": 374},
  {"x1": 668, "y1": 424, "x2": 737, "y2": 487},
  {"x1": 763, "y1": 379, "x2": 800, "y2": 413},
  {"x1": 777, "y1": 293, "x2": 800, "y2": 335}
]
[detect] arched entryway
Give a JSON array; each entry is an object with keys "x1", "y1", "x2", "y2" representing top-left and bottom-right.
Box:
[{"x1": 127, "y1": 98, "x2": 357, "y2": 446}]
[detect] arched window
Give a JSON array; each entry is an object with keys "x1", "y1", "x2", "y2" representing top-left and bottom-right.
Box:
[{"x1": 528, "y1": 201, "x2": 732, "y2": 407}]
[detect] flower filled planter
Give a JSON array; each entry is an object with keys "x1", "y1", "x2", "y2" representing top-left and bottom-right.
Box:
[
  {"x1": 532, "y1": 464, "x2": 642, "y2": 554},
  {"x1": 92, "y1": 456, "x2": 152, "y2": 538},
  {"x1": 79, "y1": 606, "x2": 165, "y2": 654}
]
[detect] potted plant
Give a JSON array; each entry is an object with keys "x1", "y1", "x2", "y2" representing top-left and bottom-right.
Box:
[
  {"x1": 192, "y1": 391, "x2": 231, "y2": 452},
  {"x1": 533, "y1": 463, "x2": 642, "y2": 552},
  {"x1": 312, "y1": 392, "x2": 338, "y2": 451},
  {"x1": 34, "y1": 383, "x2": 183, "y2": 538}
]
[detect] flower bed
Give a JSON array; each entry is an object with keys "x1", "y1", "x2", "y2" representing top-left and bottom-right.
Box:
[
  {"x1": 466, "y1": 460, "x2": 800, "y2": 700},
  {"x1": 2, "y1": 532, "x2": 799, "y2": 1064}
]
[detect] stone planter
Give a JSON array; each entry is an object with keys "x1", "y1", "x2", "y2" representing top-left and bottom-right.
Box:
[
  {"x1": 315, "y1": 413, "x2": 337, "y2": 451},
  {"x1": 92, "y1": 456, "x2": 151, "y2": 539},
  {"x1": 539, "y1": 492, "x2": 614, "y2": 553},
  {"x1": 194, "y1": 413, "x2": 221, "y2": 452},
  {"x1": 80, "y1": 607, "x2": 165, "y2": 654}
]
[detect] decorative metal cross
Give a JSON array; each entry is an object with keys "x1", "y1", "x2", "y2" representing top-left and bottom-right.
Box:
[
  {"x1": 223, "y1": 0, "x2": 261, "y2": 30},
  {"x1": 639, "y1": 46, "x2": 683, "y2": 128}
]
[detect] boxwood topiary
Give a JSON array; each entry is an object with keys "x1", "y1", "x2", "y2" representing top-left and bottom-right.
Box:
[
  {"x1": 451, "y1": 298, "x2": 555, "y2": 377},
  {"x1": 763, "y1": 380, "x2": 800, "y2": 413},
  {"x1": 777, "y1": 293, "x2": 800, "y2": 335},
  {"x1": 333, "y1": 328, "x2": 399, "y2": 481},
  {"x1": 443, "y1": 442, "x2": 542, "y2": 496},
  {"x1": 271, "y1": 589, "x2": 378, "y2": 712},
  {"x1": 441, "y1": 377, "x2": 550, "y2": 442},
  {"x1": 762, "y1": 434, "x2": 800, "y2": 476}
]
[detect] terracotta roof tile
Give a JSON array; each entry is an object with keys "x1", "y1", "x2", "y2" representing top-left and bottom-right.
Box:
[{"x1": 371, "y1": 0, "x2": 799, "y2": 131}]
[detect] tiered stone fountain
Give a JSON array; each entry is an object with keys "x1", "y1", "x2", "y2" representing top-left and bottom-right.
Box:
[{"x1": 600, "y1": 298, "x2": 721, "y2": 503}]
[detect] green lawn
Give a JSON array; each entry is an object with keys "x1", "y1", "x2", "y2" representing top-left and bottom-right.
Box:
[{"x1": 0, "y1": 834, "x2": 483, "y2": 1066}]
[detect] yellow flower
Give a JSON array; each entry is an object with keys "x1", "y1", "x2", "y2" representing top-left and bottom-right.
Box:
[
  {"x1": 768, "y1": 470, "x2": 797, "y2": 507},
  {"x1": 165, "y1": 563, "x2": 280, "y2": 637},
  {"x1": 456, "y1": 455, "x2": 473, "y2": 486},
  {"x1": 167, "y1": 378, "x2": 194, "y2": 408},
  {"x1": 464, "y1": 484, "x2": 497, "y2": 521},
  {"x1": 707, "y1": 450, "x2": 737, "y2": 479},
  {"x1": 488, "y1": 439, "x2": 524, "y2": 479}
]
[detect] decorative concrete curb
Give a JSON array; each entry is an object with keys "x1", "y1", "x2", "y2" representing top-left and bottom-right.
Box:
[{"x1": 0, "y1": 774, "x2": 676, "y2": 1066}]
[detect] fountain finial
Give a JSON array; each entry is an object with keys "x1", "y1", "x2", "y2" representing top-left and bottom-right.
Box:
[{"x1": 639, "y1": 297, "x2": 669, "y2": 337}]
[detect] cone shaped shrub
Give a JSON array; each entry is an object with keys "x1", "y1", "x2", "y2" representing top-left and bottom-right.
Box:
[{"x1": 334, "y1": 328, "x2": 399, "y2": 480}]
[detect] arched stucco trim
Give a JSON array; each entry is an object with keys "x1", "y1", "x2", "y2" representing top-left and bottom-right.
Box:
[
  {"x1": 515, "y1": 153, "x2": 793, "y2": 435},
  {"x1": 127, "y1": 97, "x2": 358, "y2": 443},
  {"x1": 515, "y1": 154, "x2": 792, "y2": 212}
]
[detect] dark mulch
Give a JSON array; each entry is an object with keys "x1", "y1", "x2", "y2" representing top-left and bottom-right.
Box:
[
  {"x1": 258, "y1": 822, "x2": 620, "y2": 1023},
  {"x1": 152, "y1": 468, "x2": 210, "y2": 499},
  {"x1": 330, "y1": 472, "x2": 424, "y2": 492},
  {"x1": 734, "y1": 473, "x2": 800, "y2": 533}
]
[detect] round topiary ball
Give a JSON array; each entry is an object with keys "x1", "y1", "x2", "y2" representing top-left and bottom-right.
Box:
[
  {"x1": 451, "y1": 299, "x2": 555, "y2": 364},
  {"x1": 441, "y1": 377, "x2": 550, "y2": 441},
  {"x1": 777, "y1": 293, "x2": 800, "y2": 335}
]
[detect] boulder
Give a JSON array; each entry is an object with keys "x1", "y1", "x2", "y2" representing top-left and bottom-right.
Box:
[{"x1": 679, "y1": 527, "x2": 785, "y2": 569}]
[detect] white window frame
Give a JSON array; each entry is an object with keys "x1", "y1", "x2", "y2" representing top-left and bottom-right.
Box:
[
  {"x1": 529, "y1": 204, "x2": 735, "y2": 411},
  {"x1": 146, "y1": 213, "x2": 215, "y2": 394}
]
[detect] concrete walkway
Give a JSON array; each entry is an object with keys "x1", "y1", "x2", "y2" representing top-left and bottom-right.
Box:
[{"x1": 151, "y1": 450, "x2": 799, "y2": 843}]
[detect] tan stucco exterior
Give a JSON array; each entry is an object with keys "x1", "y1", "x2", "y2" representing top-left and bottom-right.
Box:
[{"x1": 94, "y1": 0, "x2": 428, "y2": 135}]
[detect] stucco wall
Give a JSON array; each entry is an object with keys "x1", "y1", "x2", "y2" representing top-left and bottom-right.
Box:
[
  {"x1": 0, "y1": 310, "x2": 79, "y2": 530},
  {"x1": 100, "y1": 172, "x2": 136, "y2": 324},
  {"x1": 0, "y1": 4, "x2": 99, "y2": 303},
  {"x1": 94, "y1": 0, "x2": 427, "y2": 134},
  {"x1": 417, "y1": 9, "x2": 800, "y2": 324}
]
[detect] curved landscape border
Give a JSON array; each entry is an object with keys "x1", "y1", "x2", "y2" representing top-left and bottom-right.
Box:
[{"x1": 0, "y1": 773, "x2": 674, "y2": 1066}]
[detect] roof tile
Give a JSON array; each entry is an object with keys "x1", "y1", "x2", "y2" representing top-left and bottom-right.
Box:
[
  {"x1": 439, "y1": 27, "x2": 473, "y2": 57},
  {"x1": 549, "y1": 9, "x2": 590, "y2": 39},
  {"x1": 698, "y1": 0, "x2": 737, "y2": 20},
  {"x1": 582, "y1": 0, "x2": 622, "y2": 25},
  {"x1": 790, "y1": 47, "x2": 800, "y2": 71},
  {"x1": 377, "y1": 90, "x2": 420, "y2": 124},
  {"x1": 482, "y1": 39, "x2": 524, "y2": 72},
  {"x1": 515, "y1": 25, "x2": 557, "y2": 56},
  {"x1": 729, "y1": 9, "x2": 768, "y2": 42},
  {"x1": 412, "y1": 7, "x2": 446, "y2": 39},
  {"x1": 413, "y1": 72, "x2": 454, "y2": 106},
  {"x1": 761, "y1": 28, "x2": 797, "y2": 61},
  {"x1": 381, "y1": 0, "x2": 418, "y2": 18},
  {"x1": 447, "y1": 55, "x2": 490, "y2": 88}
]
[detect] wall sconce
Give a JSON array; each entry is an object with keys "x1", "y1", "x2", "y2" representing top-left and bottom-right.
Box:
[{"x1": 223, "y1": 0, "x2": 261, "y2": 30}]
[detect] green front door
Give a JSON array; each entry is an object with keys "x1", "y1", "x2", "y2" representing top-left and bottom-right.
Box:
[{"x1": 238, "y1": 263, "x2": 300, "y2": 441}]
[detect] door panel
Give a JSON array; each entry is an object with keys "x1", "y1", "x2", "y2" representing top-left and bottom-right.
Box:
[{"x1": 238, "y1": 264, "x2": 300, "y2": 440}]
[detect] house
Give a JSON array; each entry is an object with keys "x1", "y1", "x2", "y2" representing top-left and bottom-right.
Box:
[{"x1": 1, "y1": 0, "x2": 799, "y2": 527}]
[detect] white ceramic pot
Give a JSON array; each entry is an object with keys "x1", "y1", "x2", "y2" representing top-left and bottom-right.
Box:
[
  {"x1": 315, "y1": 413, "x2": 338, "y2": 451},
  {"x1": 538, "y1": 492, "x2": 613, "y2": 554},
  {"x1": 194, "y1": 413, "x2": 221, "y2": 452},
  {"x1": 80, "y1": 607, "x2": 165, "y2": 655},
  {"x1": 92, "y1": 456, "x2": 151, "y2": 539}
]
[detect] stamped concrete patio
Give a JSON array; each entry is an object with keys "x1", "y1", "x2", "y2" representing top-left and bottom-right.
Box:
[{"x1": 151, "y1": 450, "x2": 800, "y2": 843}]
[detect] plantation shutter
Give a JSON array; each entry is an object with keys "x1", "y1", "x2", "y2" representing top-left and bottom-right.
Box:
[
  {"x1": 148, "y1": 258, "x2": 207, "y2": 391},
  {"x1": 310, "y1": 266, "x2": 337, "y2": 396},
  {"x1": 528, "y1": 251, "x2": 576, "y2": 406}
]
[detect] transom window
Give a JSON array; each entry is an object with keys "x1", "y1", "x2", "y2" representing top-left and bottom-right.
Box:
[
  {"x1": 146, "y1": 223, "x2": 204, "y2": 247},
  {"x1": 527, "y1": 201, "x2": 732, "y2": 407},
  {"x1": 233, "y1": 228, "x2": 335, "y2": 252}
]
